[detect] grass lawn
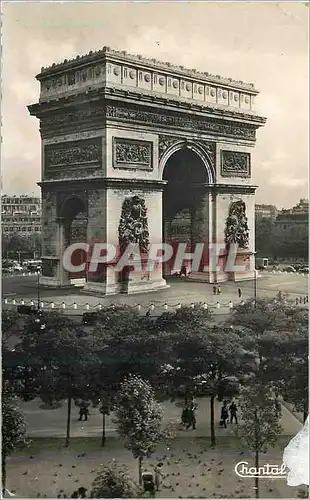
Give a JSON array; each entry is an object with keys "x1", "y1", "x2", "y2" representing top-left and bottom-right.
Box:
[{"x1": 6, "y1": 436, "x2": 307, "y2": 498}]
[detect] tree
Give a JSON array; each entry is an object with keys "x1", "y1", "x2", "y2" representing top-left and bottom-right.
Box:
[
  {"x1": 199, "y1": 324, "x2": 245, "y2": 446},
  {"x1": 2, "y1": 389, "x2": 28, "y2": 494},
  {"x1": 11, "y1": 311, "x2": 99, "y2": 446},
  {"x1": 90, "y1": 461, "x2": 141, "y2": 498},
  {"x1": 113, "y1": 375, "x2": 163, "y2": 484},
  {"x1": 159, "y1": 316, "x2": 245, "y2": 446},
  {"x1": 236, "y1": 382, "x2": 282, "y2": 499},
  {"x1": 259, "y1": 308, "x2": 308, "y2": 422},
  {"x1": 154, "y1": 303, "x2": 213, "y2": 334},
  {"x1": 231, "y1": 300, "x2": 308, "y2": 422},
  {"x1": 255, "y1": 217, "x2": 276, "y2": 257},
  {"x1": 229, "y1": 297, "x2": 288, "y2": 367},
  {"x1": 2, "y1": 232, "x2": 42, "y2": 260}
]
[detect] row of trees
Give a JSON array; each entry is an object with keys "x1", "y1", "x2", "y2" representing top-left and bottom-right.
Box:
[
  {"x1": 255, "y1": 217, "x2": 308, "y2": 260},
  {"x1": 2, "y1": 232, "x2": 42, "y2": 261},
  {"x1": 2, "y1": 298, "x2": 308, "y2": 496}
]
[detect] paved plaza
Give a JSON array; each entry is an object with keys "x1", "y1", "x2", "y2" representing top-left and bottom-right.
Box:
[{"x1": 3, "y1": 272, "x2": 308, "y2": 315}]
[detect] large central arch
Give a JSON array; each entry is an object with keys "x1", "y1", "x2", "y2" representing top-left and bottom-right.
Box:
[{"x1": 162, "y1": 143, "x2": 213, "y2": 276}]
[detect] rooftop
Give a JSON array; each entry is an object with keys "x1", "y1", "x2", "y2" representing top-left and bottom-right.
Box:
[{"x1": 36, "y1": 46, "x2": 257, "y2": 93}]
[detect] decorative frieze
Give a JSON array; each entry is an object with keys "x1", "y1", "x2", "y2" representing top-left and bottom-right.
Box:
[
  {"x1": 113, "y1": 138, "x2": 153, "y2": 170},
  {"x1": 41, "y1": 108, "x2": 105, "y2": 128},
  {"x1": 44, "y1": 138, "x2": 102, "y2": 172},
  {"x1": 107, "y1": 105, "x2": 256, "y2": 141},
  {"x1": 221, "y1": 151, "x2": 251, "y2": 178}
]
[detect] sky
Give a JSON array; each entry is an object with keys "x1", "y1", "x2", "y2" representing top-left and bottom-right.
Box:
[{"x1": 1, "y1": 1, "x2": 309, "y2": 208}]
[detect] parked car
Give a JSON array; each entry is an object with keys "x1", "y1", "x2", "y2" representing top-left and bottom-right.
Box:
[
  {"x1": 13, "y1": 265, "x2": 23, "y2": 272},
  {"x1": 299, "y1": 267, "x2": 309, "y2": 274},
  {"x1": 283, "y1": 266, "x2": 297, "y2": 273}
]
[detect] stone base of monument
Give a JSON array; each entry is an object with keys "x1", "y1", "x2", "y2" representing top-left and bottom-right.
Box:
[
  {"x1": 120, "y1": 260, "x2": 169, "y2": 295},
  {"x1": 226, "y1": 248, "x2": 255, "y2": 281},
  {"x1": 83, "y1": 261, "x2": 169, "y2": 295},
  {"x1": 187, "y1": 270, "x2": 228, "y2": 283}
]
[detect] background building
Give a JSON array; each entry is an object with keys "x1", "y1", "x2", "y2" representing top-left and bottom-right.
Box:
[
  {"x1": 275, "y1": 198, "x2": 308, "y2": 230},
  {"x1": 255, "y1": 204, "x2": 278, "y2": 219},
  {"x1": 1, "y1": 195, "x2": 42, "y2": 235}
]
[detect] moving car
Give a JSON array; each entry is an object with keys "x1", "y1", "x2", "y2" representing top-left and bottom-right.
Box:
[{"x1": 283, "y1": 266, "x2": 296, "y2": 273}]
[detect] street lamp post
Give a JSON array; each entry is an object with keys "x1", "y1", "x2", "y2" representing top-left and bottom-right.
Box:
[{"x1": 37, "y1": 265, "x2": 41, "y2": 310}]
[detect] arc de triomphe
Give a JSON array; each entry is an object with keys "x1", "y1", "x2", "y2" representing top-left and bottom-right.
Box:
[{"x1": 28, "y1": 47, "x2": 266, "y2": 295}]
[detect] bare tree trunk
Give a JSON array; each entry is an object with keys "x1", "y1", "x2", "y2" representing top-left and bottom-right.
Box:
[
  {"x1": 138, "y1": 456, "x2": 143, "y2": 485},
  {"x1": 2, "y1": 455, "x2": 6, "y2": 496},
  {"x1": 255, "y1": 450, "x2": 259, "y2": 498},
  {"x1": 65, "y1": 396, "x2": 72, "y2": 447},
  {"x1": 210, "y1": 395, "x2": 216, "y2": 447},
  {"x1": 101, "y1": 413, "x2": 106, "y2": 447}
]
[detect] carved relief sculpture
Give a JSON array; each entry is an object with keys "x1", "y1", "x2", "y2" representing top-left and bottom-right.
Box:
[
  {"x1": 221, "y1": 151, "x2": 251, "y2": 178},
  {"x1": 118, "y1": 196, "x2": 150, "y2": 253},
  {"x1": 224, "y1": 200, "x2": 249, "y2": 250},
  {"x1": 45, "y1": 138, "x2": 102, "y2": 171},
  {"x1": 113, "y1": 138, "x2": 153, "y2": 170}
]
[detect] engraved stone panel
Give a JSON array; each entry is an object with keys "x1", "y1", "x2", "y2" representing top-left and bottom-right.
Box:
[
  {"x1": 113, "y1": 137, "x2": 153, "y2": 170},
  {"x1": 44, "y1": 137, "x2": 102, "y2": 178},
  {"x1": 106, "y1": 105, "x2": 256, "y2": 141},
  {"x1": 221, "y1": 151, "x2": 251, "y2": 178}
]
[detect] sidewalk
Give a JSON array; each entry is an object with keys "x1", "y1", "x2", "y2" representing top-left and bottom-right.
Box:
[{"x1": 20, "y1": 396, "x2": 301, "y2": 439}]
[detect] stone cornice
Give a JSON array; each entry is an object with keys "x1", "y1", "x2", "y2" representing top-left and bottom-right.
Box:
[
  {"x1": 39, "y1": 178, "x2": 257, "y2": 194},
  {"x1": 37, "y1": 46, "x2": 257, "y2": 93},
  {"x1": 28, "y1": 87, "x2": 266, "y2": 126},
  {"x1": 39, "y1": 178, "x2": 168, "y2": 191}
]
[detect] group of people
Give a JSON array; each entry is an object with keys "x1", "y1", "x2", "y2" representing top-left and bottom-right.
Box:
[
  {"x1": 181, "y1": 399, "x2": 197, "y2": 430},
  {"x1": 220, "y1": 400, "x2": 238, "y2": 428},
  {"x1": 78, "y1": 405, "x2": 89, "y2": 422},
  {"x1": 212, "y1": 285, "x2": 242, "y2": 298}
]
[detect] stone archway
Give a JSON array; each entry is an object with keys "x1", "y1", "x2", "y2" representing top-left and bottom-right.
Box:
[
  {"x1": 59, "y1": 195, "x2": 88, "y2": 280},
  {"x1": 162, "y1": 144, "x2": 213, "y2": 276}
]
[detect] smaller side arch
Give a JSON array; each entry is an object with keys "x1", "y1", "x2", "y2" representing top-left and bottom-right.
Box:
[
  {"x1": 59, "y1": 194, "x2": 87, "y2": 221},
  {"x1": 159, "y1": 140, "x2": 215, "y2": 184}
]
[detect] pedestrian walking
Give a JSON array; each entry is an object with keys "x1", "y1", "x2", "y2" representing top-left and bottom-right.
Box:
[
  {"x1": 217, "y1": 285, "x2": 221, "y2": 295},
  {"x1": 220, "y1": 403, "x2": 229, "y2": 428},
  {"x1": 78, "y1": 405, "x2": 89, "y2": 421},
  {"x1": 213, "y1": 285, "x2": 217, "y2": 295},
  {"x1": 181, "y1": 407, "x2": 190, "y2": 427},
  {"x1": 238, "y1": 288, "x2": 242, "y2": 298},
  {"x1": 154, "y1": 462, "x2": 164, "y2": 491},
  {"x1": 229, "y1": 400, "x2": 238, "y2": 424},
  {"x1": 186, "y1": 406, "x2": 196, "y2": 430},
  {"x1": 78, "y1": 407, "x2": 84, "y2": 421}
]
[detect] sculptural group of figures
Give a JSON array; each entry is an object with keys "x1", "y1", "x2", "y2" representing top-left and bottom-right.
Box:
[
  {"x1": 118, "y1": 196, "x2": 250, "y2": 257},
  {"x1": 118, "y1": 196, "x2": 150, "y2": 254},
  {"x1": 224, "y1": 200, "x2": 249, "y2": 250}
]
